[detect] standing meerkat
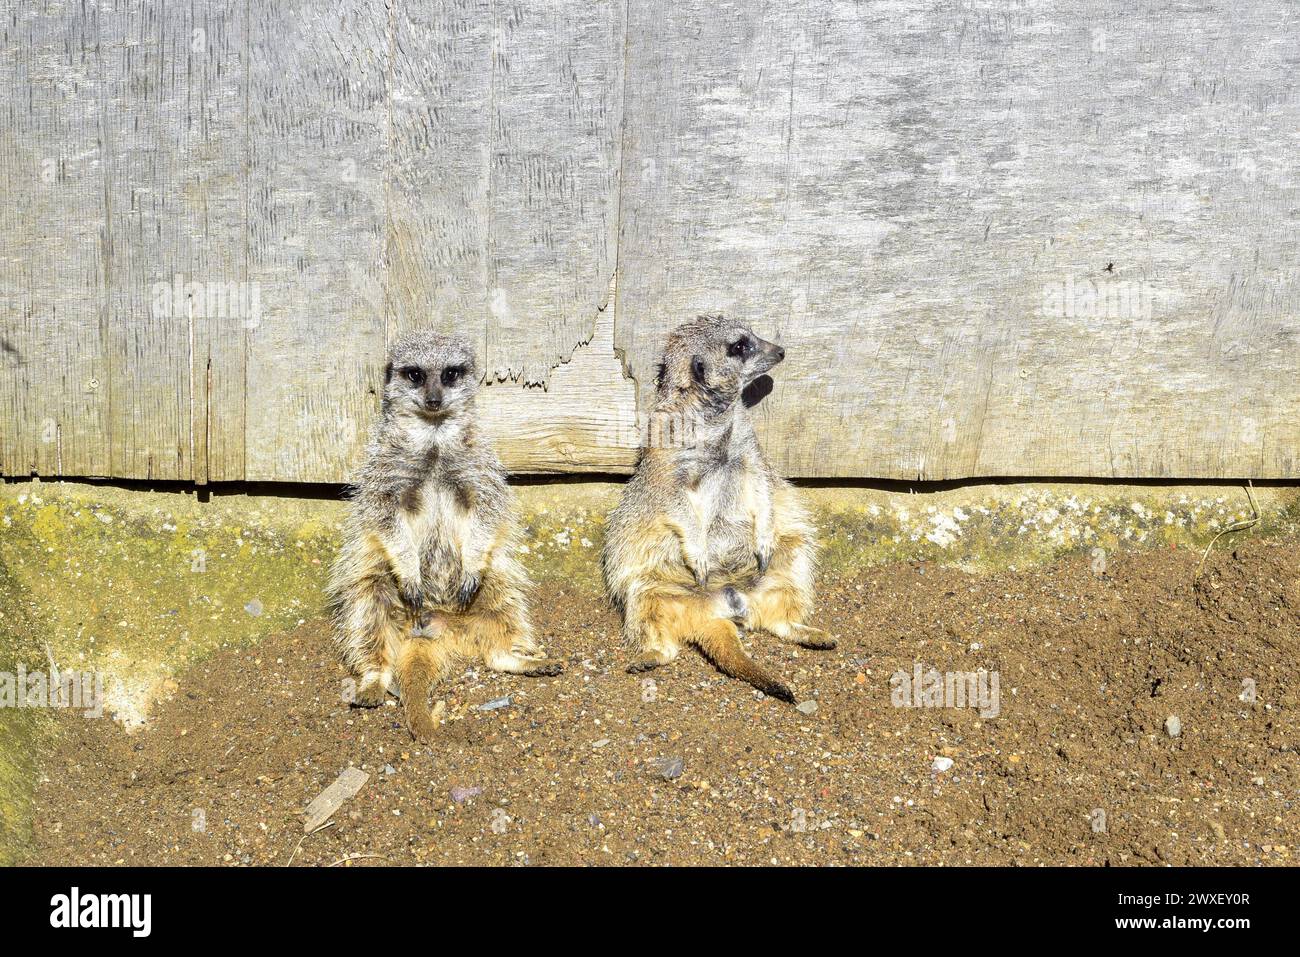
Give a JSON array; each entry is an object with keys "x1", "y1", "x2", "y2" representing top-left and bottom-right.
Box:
[
  {"x1": 602, "y1": 314, "x2": 836, "y2": 702},
  {"x1": 328, "y1": 331, "x2": 562, "y2": 742}
]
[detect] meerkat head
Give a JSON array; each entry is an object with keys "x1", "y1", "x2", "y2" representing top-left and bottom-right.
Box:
[
  {"x1": 656, "y1": 314, "x2": 785, "y2": 414},
  {"x1": 381, "y1": 330, "x2": 479, "y2": 423}
]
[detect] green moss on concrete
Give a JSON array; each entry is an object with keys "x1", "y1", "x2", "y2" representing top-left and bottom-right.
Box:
[
  {"x1": 0, "y1": 482, "x2": 345, "y2": 863},
  {"x1": 0, "y1": 557, "x2": 48, "y2": 865},
  {"x1": 810, "y1": 483, "x2": 1297, "y2": 575},
  {"x1": 515, "y1": 484, "x2": 619, "y2": 590}
]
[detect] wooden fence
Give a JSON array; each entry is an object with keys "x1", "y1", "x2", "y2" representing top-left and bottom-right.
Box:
[{"x1": 2, "y1": 0, "x2": 1297, "y2": 482}]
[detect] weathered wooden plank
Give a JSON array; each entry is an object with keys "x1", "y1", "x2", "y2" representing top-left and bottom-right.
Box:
[
  {"x1": 614, "y1": 0, "x2": 1300, "y2": 479},
  {"x1": 241, "y1": 0, "x2": 389, "y2": 483},
  {"x1": 385, "y1": 0, "x2": 491, "y2": 355},
  {"x1": 98, "y1": 0, "x2": 247, "y2": 481},
  {"x1": 386, "y1": 0, "x2": 623, "y2": 380},
  {"x1": 4, "y1": 0, "x2": 1298, "y2": 482},
  {"x1": 350, "y1": 0, "x2": 627, "y2": 480},
  {"x1": 480, "y1": 303, "x2": 637, "y2": 472},
  {"x1": 0, "y1": 0, "x2": 110, "y2": 478},
  {"x1": 480, "y1": 0, "x2": 624, "y2": 384}
]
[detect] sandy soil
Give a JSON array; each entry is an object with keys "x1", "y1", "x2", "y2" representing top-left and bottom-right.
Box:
[{"x1": 21, "y1": 540, "x2": 1299, "y2": 866}]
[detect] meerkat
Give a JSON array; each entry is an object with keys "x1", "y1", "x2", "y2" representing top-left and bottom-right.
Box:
[
  {"x1": 602, "y1": 314, "x2": 836, "y2": 703},
  {"x1": 328, "y1": 331, "x2": 562, "y2": 742}
]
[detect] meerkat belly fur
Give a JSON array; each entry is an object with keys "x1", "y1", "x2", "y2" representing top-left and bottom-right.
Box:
[
  {"x1": 602, "y1": 314, "x2": 836, "y2": 702},
  {"x1": 328, "y1": 331, "x2": 562, "y2": 742}
]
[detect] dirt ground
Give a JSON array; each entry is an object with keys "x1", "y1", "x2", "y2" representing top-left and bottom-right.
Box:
[{"x1": 21, "y1": 540, "x2": 1300, "y2": 866}]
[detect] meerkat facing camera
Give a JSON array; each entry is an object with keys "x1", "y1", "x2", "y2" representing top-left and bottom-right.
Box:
[
  {"x1": 328, "y1": 331, "x2": 562, "y2": 742},
  {"x1": 602, "y1": 314, "x2": 835, "y2": 703}
]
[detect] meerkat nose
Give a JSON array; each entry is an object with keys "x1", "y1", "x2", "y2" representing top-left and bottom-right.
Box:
[{"x1": 775, "y1": 346, "x2": 785, "y2": 361}]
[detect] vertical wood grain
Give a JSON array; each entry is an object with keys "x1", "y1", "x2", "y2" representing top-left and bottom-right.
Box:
[{"x1": 0, "y1": 1, "x2": 110, "y2": 477}]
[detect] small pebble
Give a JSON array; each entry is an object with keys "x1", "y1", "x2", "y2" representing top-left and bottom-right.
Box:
[
  {"x1": 648, "y1": 756, "x2": 684, "y2": 780},
  {"x1": 477, "y1": 696, "x2": 512, "y2": 711},
  {"x1": 244, "y1": 598, "x2": 264, "y2": 617},
  {"x1": 932, "y1": 756, "x2": 954, "y2": 773},
  {"x1": 450, "y1": 786, "x2": 481, "y2": 803},
  {"x1": 1164, "y1": 715, "x2": 1182, "y2": 738},
  {"x1": 795, "y1": 700, "x2": 818, "y2": 715}
]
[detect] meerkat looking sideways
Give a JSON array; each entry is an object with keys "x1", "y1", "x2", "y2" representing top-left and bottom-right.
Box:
[
  {"x1": 328, "y1": 331, "x2": 562, "y2": 742},
  {"x1": 602, "y1": 314, "x2": 836, "y2": 702}
]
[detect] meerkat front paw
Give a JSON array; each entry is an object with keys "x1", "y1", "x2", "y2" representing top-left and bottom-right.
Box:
[
  {"x1": 686, "y1": 553, "x2": 710, "y2": 587},
  {"x1": 398, "y1": 579, "x2": 424, "y2": 614},
  {"x1": 455, "y1": 572, "x2": 482, "y2": 609}
]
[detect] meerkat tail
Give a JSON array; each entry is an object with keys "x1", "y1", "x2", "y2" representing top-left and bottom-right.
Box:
[
  {"x1": 689, "y1": 619, "x2": 795, "y2": 703},
  {"x1": 395, "y1": 639, "x2": 456, "y2": 743}
]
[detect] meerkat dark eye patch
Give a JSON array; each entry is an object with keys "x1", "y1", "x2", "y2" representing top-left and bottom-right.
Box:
[
  {"x1": 401, "y1": 366, "x2": 425, "y2": 385},
  {"x1": 727, "y1": 336, "x2": 753, "y2": 359},
  {"x1": 441, "y1": 365, "x2": 466, "y2": 386},
  {"x1": 691, "y1": 355, "x2": 708, "y2": 384}
]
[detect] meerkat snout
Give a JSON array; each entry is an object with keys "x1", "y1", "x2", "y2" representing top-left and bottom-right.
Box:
[{"x1": 716, "y1": 328, "x2": 785, "y2": 386}]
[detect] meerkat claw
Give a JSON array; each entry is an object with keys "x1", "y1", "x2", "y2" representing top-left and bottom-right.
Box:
[
  {"x1": 627, "y1": 655, "x2": 666, "y2": 674},
  {"x1": 521, "y1": 658, "x2": 564, "y2": 677},
  {"x1": 398, "y1": 580, "x2": 423, "y2": 613},
  {"x1": 456, "y1": 573, "x2": 481, "y2": 609}
]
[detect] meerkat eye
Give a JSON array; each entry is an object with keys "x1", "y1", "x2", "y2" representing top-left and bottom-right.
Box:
[
  {"x1": 727, "y1": 337, "x2": 752, "y2": 359},
  {"x1": 441, "y1": 365, "x2": 465, "y2": 387},
  {"x1": 402, "y1": 367, "x2": 425, "y2": 385}
]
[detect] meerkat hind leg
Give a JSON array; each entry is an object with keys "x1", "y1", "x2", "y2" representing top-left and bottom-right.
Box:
[
  {"x1": 626, "y1": 644, "x2": 680, "y2": 674},
  {"x1": 785, "y1": 621, "x2": 838, "y2": 650},
  {"x1": 744, "y1": 581, "x2": 838, "y2": 650},
  {"x1": 473, "y1": 610, "x2": 565, "y2": 677},
  {"x1": 624, "y1": 590, "x2": 698, "y2": 674},
  {"x1": 349, "y1": 580, "x2": 407, "y2": 707},
  {"x1": 486, "y1": 648, "x2": 565, "y2": 677}
]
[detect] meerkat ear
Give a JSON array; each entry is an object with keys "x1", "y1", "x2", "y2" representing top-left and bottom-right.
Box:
[{"x1": 691, "y1": 355, "x2": 707, "y2": 385}]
